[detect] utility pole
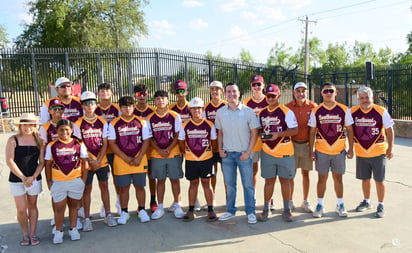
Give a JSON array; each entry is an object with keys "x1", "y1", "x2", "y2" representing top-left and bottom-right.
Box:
[{"x1": 299, "y1": 16, "x2": 316, "y2": 83}]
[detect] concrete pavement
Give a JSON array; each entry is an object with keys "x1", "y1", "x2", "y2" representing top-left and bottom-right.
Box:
[{"x1": 0, "y1": 133, "x2": 411, "y2": 253}]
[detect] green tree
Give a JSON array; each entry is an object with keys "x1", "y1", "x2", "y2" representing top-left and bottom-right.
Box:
[
  {"x1": 266, "y1": 42, "x2": 297, "y2": 67},
  {"x1": 0, "y1": 24, "x2": 9, "y2": 48},
  {"x1": 324, "y1": 42, "x2": 350, "y2": 69},
  {"x1": 14, "y1": 0, "x2": 148, "y2": 48},
  {"x1": 350, "y1": 41, "x2": 377, "y2": 66},
  {"x1": 239, "y1": 48, "x2": 254, "y2": 64}
]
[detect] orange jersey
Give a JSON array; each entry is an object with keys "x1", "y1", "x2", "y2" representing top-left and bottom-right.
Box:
[
  {"x1": 286, "y1": 99, "x2": 317, "y2": 141},
  {"x1": 308, "y1": 102, "x2": 352, "y2": 155},
  {"x1": 351, "y1": 104, "x2": 394, "y2": 158}
]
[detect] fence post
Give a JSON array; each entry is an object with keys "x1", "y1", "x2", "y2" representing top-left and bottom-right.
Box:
[
  {"x1": 31, "y1": 53, "x2": 41, "y2": 115},
  {"x1": 307, "y1": 74, "x2": 312, "y2": 100},
  {"x1": 127, "y1": 52, "x2": 133, "y2": 95},
  {"x1": 234, "y1": 63, "x2": 238, "y2": 84},
  {"x1": 184, "y1": 56, "x2": 189, "y2": 85},
  {"x1": 208, "y1": 59, "x2": 213, "y2": 83},
  {"x1": 387, "y1": 69, "x2": 393, "y2": 116},
  {"x1": 64, "y1": 52, "x2": 70, "y2": 77},
  {"x1": 96, "y1": 52, "x2": 102, "y2": 85},
  {"x1": 344, "y1": 72, "x2": 349, "y2": 106},
  {"x1": 155, "y1": 50, "x2": 161, "y2": 90}
]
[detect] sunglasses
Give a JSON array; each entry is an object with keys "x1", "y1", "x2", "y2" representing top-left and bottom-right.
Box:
[
  {"x1": 135, "y1": 91, "x2": 148, "y2": 97},
  {"x1": 51, "y1": 106, "x2": 64, "y2": 111},
  {"x1": 266, "y1": 94, "x2": 278, "y2": 99},
  {"x1": 322, "y1": 88, "x2": 335, "y2": 94},
  {"x1": 58, "y1": 85, "x2": 71, "y2": 89},
  {"x1": 176, "y1": 89, "x2": 186, "y2": 94},
  {"x1": 83, "y1": 100, "x2": 96, "y2": 106},
  {"x1": 252, "y1": 83, "x2": 262, "y2": 87}
]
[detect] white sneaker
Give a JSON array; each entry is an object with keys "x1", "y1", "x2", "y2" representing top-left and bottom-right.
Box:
[
  {"x1": 194, "y1": 198, "x2": 201, "y2": 212},
  {"x1": 301, "y1": 200, "x2": 314, "y2": 213},
  {"x1": 167, "y1": 202, "x2": 177, "y2": 212},
  {"x1": 69, "y1": 228, "x2": 81, "y2": 241},
  {"x1": 52, "y1": 224, "x2": 66, "y2": 234},
  {"x1": 82, "y1": 218, "x2": 93, "y2": 232},
  {"x1": 138, "y1": 209, "x2": 150, "y2": 223},
  {"x1": 218, "y1": 212, "x2": 235, "y2": 221},
  {"x1": 289, "y1": 201, "x2": 296, "y2": 211},
  {"x1": 99, "y1": 205, "x2": 106, "y2": 218},
  {"x1": 335, "y1": 203, "x2": 348, "y2": 217},
  {"x1": 76, "y1": 218, "x2": 83, "y2": 230},
  {"x1": 174, "y1": 206, "x2": 184, "y2": 219},
  {"x1": 247, "y1": 213, "x2": 257, "y2": 224},
  {"x1": 151, "y1": 208, "x2": 165, "y2": 220},
  {"x1": 77, "y1": 207, "x2": 85, "y2": 219},
  {"x1": 104, "y1": 213, "x2": 118, "y2": 227},
  {"x1": 53, "y1": 230, "x2": 64, "y2": 244},
  {"x1": 117, "y1": 211, "x2": 130, "y2": 225}
]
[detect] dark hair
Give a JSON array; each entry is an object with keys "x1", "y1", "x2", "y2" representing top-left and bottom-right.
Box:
[
  {"x1": 118, "y1": 96, "x2": 135, "y2": 106},
  {"x1": 98, "y1": 82, "x2": 112, "y2": 91},
  {"x1": 56, "y1": 119, "x2": 72, "y2": 130},
  {"x1": 134, "y1": 84, "x2": 148, "y2": 93},
  {"x1": 154, "y1": 90, "x2": 169, "y2": 98},
  {"x1": 323, "y1": 82, "x2": 336, "y2": 88}
]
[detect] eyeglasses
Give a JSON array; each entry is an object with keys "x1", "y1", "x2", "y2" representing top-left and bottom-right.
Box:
[
  {"x1": 266, "y1": 94, "x2": 278, "y2": 99},
  {"x1": 50, "y1": 106, "x2": 64, "y2": 111},
  {"x1": 176, "y1": 89, "x2": 186, "y2": 94},
  {"x1": 252, "y1": 83, "x2": 262, "y2": 87},
  {"x1": 58, "y1": 85, "x2": 71, "y2": 89},
  {"x1": 322, "y1": 88, "x2": 335, "y2": 94},
  {"x1": 83, "y1": 100, "x2": 96, "y2": 106},
  {"x1": 135, "y1": 91, "x2": 148, "y2": 97}
]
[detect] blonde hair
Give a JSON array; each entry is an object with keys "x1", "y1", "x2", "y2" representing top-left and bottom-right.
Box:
[{"x1": 17, "y1": 124, "x2": 43, "y2": 150}]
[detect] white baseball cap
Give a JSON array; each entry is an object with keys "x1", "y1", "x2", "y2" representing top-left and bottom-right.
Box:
[
  {"x1": 189, "y1": 97, "x2": 204, "y2": 108},
  {"x1": 80, "y1": 91, "x2": 97, "y2": 102},
  {"x1": 55, "y1": 77, "x2": 72, "y2": 87},
  {"x1": 294, "y1": 82, "x2": 307, "y2": 90},
  {"x1": 209, "y1": 81, "x2": 223, "y2": 90}
]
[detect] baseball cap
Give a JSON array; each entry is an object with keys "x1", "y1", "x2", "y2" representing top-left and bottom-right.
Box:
[
  {"x1": 266, "y1": 84, "x2": 281, "y2": 95},
  {"x1": 189, "y1": 97, "x2": 204, "y2": 108},
  {"x1": 173, "y1": 80, "x2": 188, "y2": 90},
  {"x1": 80, "y1": 91, "x2": 97, "y2": 102},
  {"x1": 49, "y1": 98, "x2": 64, "y2": 108},
  {"x1": 294, "y1": 82, "x2": 307, "y2": 90},
  {"x1": 209, "y1": 81, "x2": 223, "y2": 90},
  {"x1": 250, "y1": 75, "x2": 264, "y2": 84},
  {"x1": 55, "y1": 77, "x2": 72, "y2": 87}
]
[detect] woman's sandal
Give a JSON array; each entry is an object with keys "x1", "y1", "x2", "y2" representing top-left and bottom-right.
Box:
[
  {"x1": 207, "y1": 211, "x2": 218, "y2": 222},
  {"x1": 182, "y1": 211, "x2": 195, "y2": 222},
  {"x1": 30, "y1": 235, "x2": 40, "y2": 246},
  {"x1": 20, "y1": 235, "x2": 30, "y2": 246}
]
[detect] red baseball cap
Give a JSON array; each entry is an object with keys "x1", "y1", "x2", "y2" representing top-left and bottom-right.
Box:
[
  {"x1": 173, "y1": 80, "x2": 188, "y2": 90},
  {"x1": 266, "y1": 84, "x2": 280, "y2": 95},
  {"x1": 49, "y1": 98, "x2": 64, "y2": 108},
  {"x1": 250, "y1": 75, "x2": 264, "y2": 84}
]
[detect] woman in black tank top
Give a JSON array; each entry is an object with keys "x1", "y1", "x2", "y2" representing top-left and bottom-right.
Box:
[{"x1": 5, "y1": 113, "x2": 44, "y2": 246}]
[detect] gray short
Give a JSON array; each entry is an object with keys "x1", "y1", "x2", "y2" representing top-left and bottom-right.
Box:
[
  {"x1": 356, "y1": 155, "x2": 386, "y2": 182},
  {"x1": 260, "y1": 151, "x2": 296, "y2": 179},
  {"x1": 251, "y1": 151, "x2": 260, "y2": 163},
  {"x1": 151, "y1": 156, "x2": 183, "y2": 180},
  {"x1": 9, "y1": 179, "x2": 43, "y2": 197},
  {"x1": 86, "y1": 166, "x2": 110, "y2": 185},
  {"x1": 293, "y1": 142, "x2": 313, "y2": 171},
  {"x1": 115, "y1": 173, "x2": 146, "y2": 187},
  {"x1": 315, "y1": 150, "x2": 346, "y2": 175},
  {"x1": 50, "y1": 178, "x2": 85, "y2": 203}
]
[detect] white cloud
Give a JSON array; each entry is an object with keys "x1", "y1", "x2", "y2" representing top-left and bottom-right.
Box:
[
  {"x1": 148, "y1": 20, "x2": 176, "y2": 39},
  {"x1": 256, "y1": 7, "x2": 286, "y2": 21},
  {"x1": 230, "y1": 25, "x2": 249, "y2": 38},
  {"x1": 217, "y1": 0, "x2": 247, "y2": 12},
  {"x1": 280, "y1": 0, "x2": 312, "y2": 9},
  {"x1": 240, "y1": 11, "x2": 264, "y2": 26},
  {"x1": 189, "y1": 18, "x2": 208, "y2": 30},
  {"x1": 181, "y1": 0, "x2": 204, "y2": 7}
]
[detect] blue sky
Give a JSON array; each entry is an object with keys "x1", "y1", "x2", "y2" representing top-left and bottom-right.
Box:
[{"x1": 1, "y1": 0, "x2": 411, "y2": 63}]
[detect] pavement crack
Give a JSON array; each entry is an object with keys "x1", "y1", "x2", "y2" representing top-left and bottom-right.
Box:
[
  {"x1": 386, "y1": 179, "x2": 412, "y2": 188},
  {"x1": 267, "y1": 233, "x2": 306, "y2": 252}
]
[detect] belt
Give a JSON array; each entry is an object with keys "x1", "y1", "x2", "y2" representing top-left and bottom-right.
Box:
[{"x1": 293, "y1": 139, "x2": 308, "y2": 144}]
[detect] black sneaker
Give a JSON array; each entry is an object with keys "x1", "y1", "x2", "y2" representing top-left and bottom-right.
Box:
[
  {"x1": 282, "y1": 209, "x2": 293, "y2": 222},
  {"x1": 355, "y1": 200, "x2": 372, "y2": 212},
  {"x1": 375, "y1": 204, "x2": 385, "y2": 218}
]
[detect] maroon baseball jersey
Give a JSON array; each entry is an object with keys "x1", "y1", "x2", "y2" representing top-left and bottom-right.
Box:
[
  {"x1": 204, "y1": 100, "x2": 227, "y2": 124},
  {"x1": 179, "y1": 119, "x2": 216, "y2": 161}
]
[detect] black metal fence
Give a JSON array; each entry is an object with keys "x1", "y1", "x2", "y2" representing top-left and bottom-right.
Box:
[{"x1": 0, "y1": 48, "x2": 411, "y2": 120}]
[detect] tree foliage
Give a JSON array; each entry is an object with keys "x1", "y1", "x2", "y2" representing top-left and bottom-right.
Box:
[
  {"x1": 14, "y1": 0, "x2": 148, "y2": 48},
  {"x1": 0, "y1": 24, "x2": 9, "y2": 48}
]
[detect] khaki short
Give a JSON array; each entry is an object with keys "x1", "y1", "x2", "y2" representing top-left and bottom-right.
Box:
[
  {"x1": 293, "y1": 142, "x2": 313, "y2": 171},
  {"x1": 9, "y1": 179, "x2": 43, "y2": 197},
  {"x1": 50, "y1": 178, "x2": 85, "y2": 203}
]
